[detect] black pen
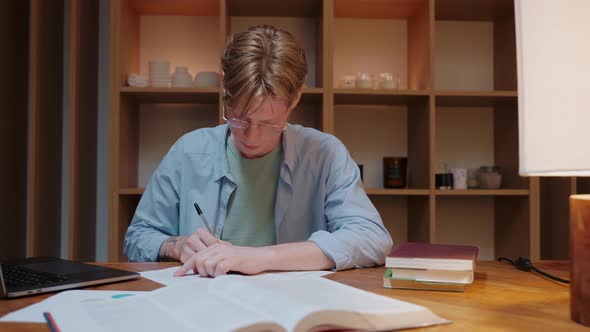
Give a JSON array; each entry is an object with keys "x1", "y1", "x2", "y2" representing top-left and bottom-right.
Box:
[{"x1": 193, "y1": 202, "x2": 213, "y2": 234}]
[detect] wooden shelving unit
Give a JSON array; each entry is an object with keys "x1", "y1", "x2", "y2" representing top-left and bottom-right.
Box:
[{"x1": 104, "y1": 0, "x2": 558, "y2": 262}]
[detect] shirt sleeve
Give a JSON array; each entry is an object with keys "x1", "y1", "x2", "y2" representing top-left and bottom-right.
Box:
[
  {"x1": 308, "y1": 142, "x2": 393, "y2": 270},
  {"x1": 123, "y1": 139, "x2": 183, "y2": 262}
]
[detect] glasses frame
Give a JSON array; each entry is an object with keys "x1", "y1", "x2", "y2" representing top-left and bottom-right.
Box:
[{"x1": 222, "y1": 105, "x2": 288, "y2": 134}]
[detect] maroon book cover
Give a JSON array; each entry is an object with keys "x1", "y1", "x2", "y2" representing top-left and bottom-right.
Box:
[{"x1": 389, "y1": 242, "x2": 479, "y2": 261}]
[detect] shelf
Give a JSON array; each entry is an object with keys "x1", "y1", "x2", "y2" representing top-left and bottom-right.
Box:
[
  {"x1": 365, "y1": 188, "x2": 429, "y2": 196},
  {"x1": 227, "y1": 0, "x2": 321, "y2": 17},
  {"x1": 435, "y1": 189, "x2": 529, "y2": 196},
  {"x1": 120, "y1": 188, "x2": 144, "y2": 195},
  {"x1": 120, "y1": 87, "x2": 220, "y2": 104},
  {"x1": 334, "y1": 89, "x2": 429, "y2": 106},
  {"x1": 128, "y1": 0, "x2": 220, "y2": 16},
  {"x1": 119, "y1": 87, "x2": 323, "y2": 105},
  {"x1": 435, "y1": 90, "x2": 517, "y2": 107},
  {"x1": 122, "y1": 187, "x2": 435, "y2": 197},
  {"x1": 435, "y1": 0, "x2": 514, "y2": 21}
]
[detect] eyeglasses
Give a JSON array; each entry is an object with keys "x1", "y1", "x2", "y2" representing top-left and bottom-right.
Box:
[{"x1": 223, "y1": 107, "x2": 287, "y2": 134}]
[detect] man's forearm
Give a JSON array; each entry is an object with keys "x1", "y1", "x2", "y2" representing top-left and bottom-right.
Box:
[
  {"x1": 158, "y1": 236, "x2": 182, "y2": 261},
  {"x1": 262, "y1": 241, "x2": 335, "y2": 271}
]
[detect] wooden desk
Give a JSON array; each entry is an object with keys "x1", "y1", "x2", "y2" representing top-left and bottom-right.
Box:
[{"x1": 0, "y1": 261, "x2": 584, "y2": 331}]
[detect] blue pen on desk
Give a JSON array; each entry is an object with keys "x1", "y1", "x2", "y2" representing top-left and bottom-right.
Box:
[
  {"x1": 43, "y1": 312, "x2": 60, "y2": 332},
  {"x1": 193, "y1": 202, "x2": 213, "y2": 234}
]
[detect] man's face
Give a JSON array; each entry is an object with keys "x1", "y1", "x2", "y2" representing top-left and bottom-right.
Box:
[{"x1": 225, "y1": 97, "x2": 291, "y2": 159}]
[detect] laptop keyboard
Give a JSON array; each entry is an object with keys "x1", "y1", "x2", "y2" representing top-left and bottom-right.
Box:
[{"x1": 3, "y1": 264, "x2": 68, "y2": 289}]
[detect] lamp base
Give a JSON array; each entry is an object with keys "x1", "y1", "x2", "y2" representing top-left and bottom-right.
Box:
[{"x1": 570, "y1": 195, "x2": 590, "y2": 326}]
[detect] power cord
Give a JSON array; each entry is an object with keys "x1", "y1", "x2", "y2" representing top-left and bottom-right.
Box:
[{"x1": 498, "y1": 257, "x2": 570, "y2": 284}]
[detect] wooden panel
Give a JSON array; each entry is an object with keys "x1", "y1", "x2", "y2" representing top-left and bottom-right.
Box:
[
  {"x1": 119, "y1": 96, "x2": 139, "y2": 189},
  {"x1": 576, "y1": 177, "x2": 590, "y2": 194},
  {"x1": 408, "y1": 195, "x2": 431, "y2": 242},
  {"x1": 494, "y1": 15, "x2": 517, "y2": 91},
  {"x1": 495, "y1": 196, "x2": 530, "y2": 259},
  {"x1": 540, "y1": 178, "x2": 574, "y2": 260},
  {"x1": 27, "y1": 0, "x2": 65, "y2": 257},
  {"x1": 129, "y1": 0, "x2": 219, "y2": 16},
  {"x1": 407, "y1": 0, "x2": 431, "y2": 90},
  {"x1": 219, "y1": 0, "x2": 227, "y2": 124},
  {"x1": 494, "y1": 100, "x2": 527, "y2": 189},
  {"x1": 435, "y1": 0, "x2": 514, "y2": 21},
  {"x1": 408, "y1": 97, "x2": 430, "y2": 188},
  {"x1": 436, "y1": 189, "x2": 529, "y2": 196},
  {"x1": 435, "y1": 91, "x2": 517, "y2": 107},
  {"x1": 118, "y1": 195, "x2": 141, "y2": 261},
  {"x1": 366, "y1": 189, "x2": 429, "y2": 196},
  {"x1": 335, "y1": 0, "x2": 426, "y2": 19},
  {"x1": 528, "y1": 177, "x2": 540, "y2": 261},
  {"x1": 109, "y1": 0, "x2": 123, "y2": 261},
  {"x1": 334, "y1": 90, "x2": 428, "y2": 106},
  {"x1": 67, "y1": 0, "x2": 99, "y2": 261},
  {"x1": 0, "y1": 0, "x2": 29, "y2": 259},
  {"x1": 321, "y1": 0, "x2": 333, "y2": 133},
  {"x1": 120, "y1": 188, "x2": 145, "y2": 195},
  {"x1": 120, "y1": 87, "x2": 220, "y2": 104},
  {"x1": 119, "y1": 0, "x2": 139, "y2": 86},
  {"x1": 227, "y1": 0, "x2": 321, "y2": 17}
]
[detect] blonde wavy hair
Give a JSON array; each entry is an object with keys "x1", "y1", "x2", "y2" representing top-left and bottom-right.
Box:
[{"x1": 221, "y1": 25, "x2": 308, "y2": 116}]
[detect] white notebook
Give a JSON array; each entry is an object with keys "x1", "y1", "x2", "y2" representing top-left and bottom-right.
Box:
[{"x1": 51, "y1": 275, "x2": 450, "y2": 332}]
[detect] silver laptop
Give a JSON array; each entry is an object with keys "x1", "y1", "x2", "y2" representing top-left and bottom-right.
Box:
[{"x1": 0, "y1": 257, "x2": 139, "y2": 298}]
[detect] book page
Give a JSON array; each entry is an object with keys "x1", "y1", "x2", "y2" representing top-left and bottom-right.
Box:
[
  {"x1": 50, "y1": 279, "x2": 283, "y2": 332},
  {"x1": 149, "y1": 278, "x2": 283, "y2": 332},
  {"x1": 209, "y1": 275, "x2": 448, "y2": 332},
  {"x1": 0, "y1": 290, "x2": 146, "y2": 323}
]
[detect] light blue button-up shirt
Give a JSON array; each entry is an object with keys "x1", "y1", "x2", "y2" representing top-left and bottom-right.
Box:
[{"x1": 123, "y1": 124, "x2": 393, "y2": 270}]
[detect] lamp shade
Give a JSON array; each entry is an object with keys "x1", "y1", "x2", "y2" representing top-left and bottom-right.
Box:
[{"x1": 515, "y1": 0, "x2": 590, "y2": 176}]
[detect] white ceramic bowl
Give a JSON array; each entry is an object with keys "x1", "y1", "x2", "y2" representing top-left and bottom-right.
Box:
[{"x1": 193, "y1": 71, "x2": 220, "y2": 88}]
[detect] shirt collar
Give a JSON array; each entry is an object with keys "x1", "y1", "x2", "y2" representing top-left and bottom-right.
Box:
[{"x1": 212, "y1": 123, "x2": 297, "y2": 181}]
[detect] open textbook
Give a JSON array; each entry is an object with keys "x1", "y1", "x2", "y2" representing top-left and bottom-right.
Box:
[{"x1": 50, "y1": 274, "x2": 449, "y2": 332}]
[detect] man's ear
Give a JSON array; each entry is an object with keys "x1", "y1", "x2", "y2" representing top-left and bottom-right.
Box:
[{"x1": 289, "y1": 85, "x2": 305, "y2": 111}]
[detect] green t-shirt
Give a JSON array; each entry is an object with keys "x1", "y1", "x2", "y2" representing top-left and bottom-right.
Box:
[{"x1": 221, "y1": 135, "x2": 281, "y2": 246}]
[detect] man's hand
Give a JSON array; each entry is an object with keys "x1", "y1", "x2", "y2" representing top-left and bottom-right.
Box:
[
  {"x1": 173, "y1": 244, "x2": 270, "y2": 278},
  {"x1": 158, "y1": 228, "x2": 228, "y2": 262}
]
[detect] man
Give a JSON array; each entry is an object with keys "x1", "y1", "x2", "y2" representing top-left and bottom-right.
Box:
[{"x1": 124, "y1": 25, "x2": 392, "y2": 277}]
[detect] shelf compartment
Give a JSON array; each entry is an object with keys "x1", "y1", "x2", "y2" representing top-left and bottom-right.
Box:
[
  {"x1": 371, "y1": 195, "x2": 432, "y2": 248},
  {"x1": 435, "y1": 2, "x2": 516, "y2": 91},
  {"x1": 335, "y1": 96, "x2": 430, "y2": 190},
  {"x1": 118, "y1": 0, "x2": 221, "y2": 88},
  {"x1": 435, "y1": 189, "x2": 529, "y2": 196},
  {"x1": 436, "y1": 99, "x2": 526, "y2": 191},
  {"x1": 334, "y1": 0, "x2": 431, "y2": 90},
  {"x1": 435, "y1": 90, "x2": 517, "y2": 107}
]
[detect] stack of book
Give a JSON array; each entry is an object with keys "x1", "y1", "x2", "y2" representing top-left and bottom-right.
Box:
[{"x1": 383, "y1": 242, "x2": 479, "y2": 292}]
